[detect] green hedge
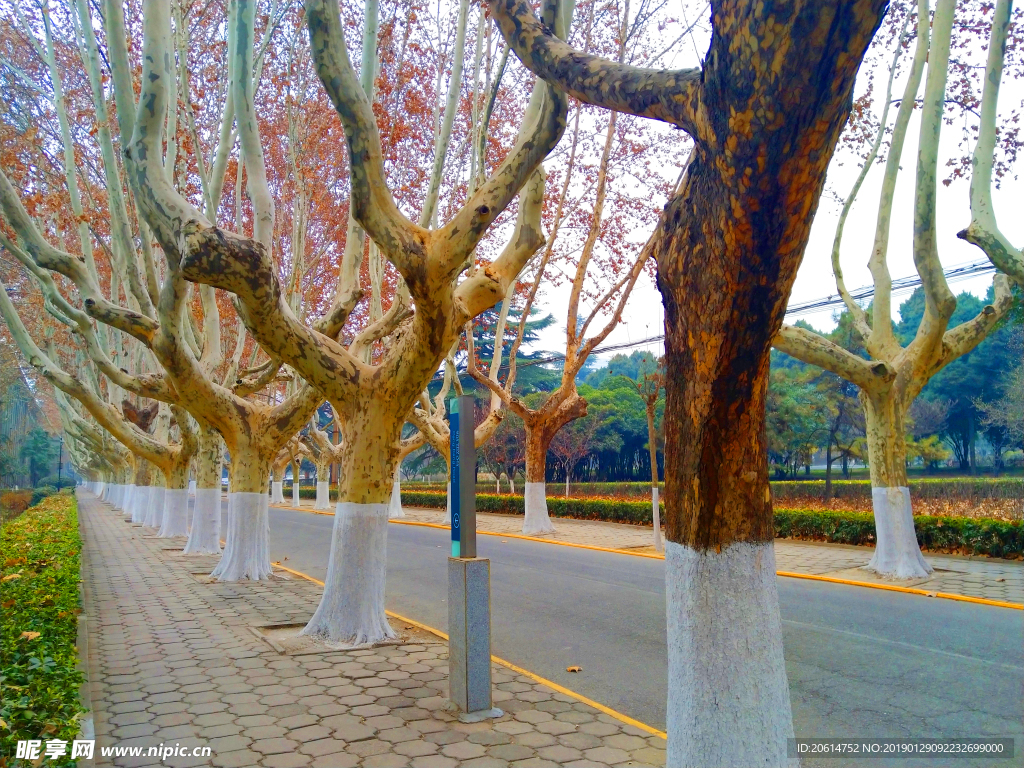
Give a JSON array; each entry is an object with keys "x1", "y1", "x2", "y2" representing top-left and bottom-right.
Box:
[
  {"x1": 0, "y1": 493, "x2": 85, "y2": 763},
  {"x1": 405, "y1": 478, "x2": 1023, "y2": 501},
  {"x1": 400, "y1": 490, "x2": 1023, "y2": 558}
]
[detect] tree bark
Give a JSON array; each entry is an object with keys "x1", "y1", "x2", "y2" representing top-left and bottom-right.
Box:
[
  {"x1": 523, "y1": 423, "x2": 555, "y2": 535},
  {"x1": 301, "y1": 405, "x2": 399, "y2": 646},
  {"x1": 861, "y1": 390, "x2": 931, "y2": 578},
  {"x1": 185, "y1": 423, "x2": 223, "y2": 555},
  {"x1": 646, "y1": 403, "x2": 663, "y2": 552}
]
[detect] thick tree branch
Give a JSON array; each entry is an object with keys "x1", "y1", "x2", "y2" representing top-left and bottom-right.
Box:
[
  {"x1": 487, "y1": 0, "x2": 701, "y2": 133},
  {"x1": 773, "y1": 324, "x2": 895, "y2": 392},
  {"x1": 0, "y1": 170, "x2": 158, "y2": 343},
  {"x1": 957, "y1": 0, "x2": 1022, "y2": 285},
  {"x1": 305, "y1": 0, "x2": 423, "y2": 263}
]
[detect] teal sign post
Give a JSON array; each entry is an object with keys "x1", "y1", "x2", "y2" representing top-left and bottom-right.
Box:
[
  {"x1": 448, "y1": 395, "x2": 476, "y2": 558},
  {"x1": 447, "y1": 394, "x2": 499, "y2": 721}
]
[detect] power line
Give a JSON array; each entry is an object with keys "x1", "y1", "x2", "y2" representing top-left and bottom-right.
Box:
[{"x1": 454, "y1": 259, "x2": 997, "y2": 377}]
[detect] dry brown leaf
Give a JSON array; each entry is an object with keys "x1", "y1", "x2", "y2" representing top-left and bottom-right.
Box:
[
  {"x1": 20, "y1": 631, "x2": 41, "y2": 640},
  {"x1": 1, "y1": 574, "x2": 22, "y2": 582},
  {"x1": 566, "y1": 666, "x2": 582, "y2": 673}
]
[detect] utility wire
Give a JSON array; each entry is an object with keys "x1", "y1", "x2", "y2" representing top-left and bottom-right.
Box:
[{"x1": 457, "y1": 258, "x2": 997, "y2": 378}]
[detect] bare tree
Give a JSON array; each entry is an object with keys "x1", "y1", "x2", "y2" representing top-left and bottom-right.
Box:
[{"x1": 773, "y1": 0, "x2": 1015, "y2": 578}]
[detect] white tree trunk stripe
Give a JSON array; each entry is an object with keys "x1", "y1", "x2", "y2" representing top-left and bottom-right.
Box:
[
  {"x1": 866, "y1": 487, "x2": 933, "y2": 579},
  {"x1": 184, "y1": 488, "x2": 222, "y2": 555},
  {"x1": 665, "y1": 541, "x2": 796, "y2": 767},
  {"x1": 212, "y1": 492, "x2": 273, "y2": 581},
  {"x1": 144, "y1": 487, "x2": 165, "y2": 528},
  {"x1": 302, "y1": 502, "x2": 396, "y2": 646},
  {"x1": 523, "y1": 481, "x2": 555, "y2": 535},
  {"x1": 315, "y1": 481, "x2": 331, "y2": 510},
  {"x1": 158, "y1": 488, "x2": 189, "y2": 538}
]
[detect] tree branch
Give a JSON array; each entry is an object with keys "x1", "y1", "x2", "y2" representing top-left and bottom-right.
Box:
[
  {"x1": 773, "y1": 324, "x2": 895, "y2": 392},
  {"x1": 487, "y1": 0, "x2": 701, "y2": 133}
]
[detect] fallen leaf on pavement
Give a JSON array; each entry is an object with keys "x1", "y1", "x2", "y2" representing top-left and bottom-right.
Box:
[{"x1": 566, "y1": 666, "x2": 582, "y2": 673}]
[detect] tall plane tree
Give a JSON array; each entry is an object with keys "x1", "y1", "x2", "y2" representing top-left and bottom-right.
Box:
[
  {"x1": 774, "y1": 0, "x2": 1016, "y2": 578},
  {"x1": 489, "y1": 0, "x2": 886, "y2": 763},
  {"x1": 179, "y1": 0, "x2": 569, "y2": 645}
]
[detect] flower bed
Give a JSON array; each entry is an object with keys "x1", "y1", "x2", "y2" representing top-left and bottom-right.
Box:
[
  {"x1": 400, "y1": 490, "x2": 1023, "y2": 558},
  {"x1": 0, "y1": 492, "x2": 85, "y2": 760}
]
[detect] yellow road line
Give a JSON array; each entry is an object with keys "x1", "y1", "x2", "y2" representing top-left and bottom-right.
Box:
[
  {"x1": 271, "y1": 504, "x2": 1023, "y2": 610},
  {"x1": 776, "y1": 571, "x2": 1023, "y2": 610},
  {"x1": 270, "y1": 561, "x2": 667, "y2": 739}
]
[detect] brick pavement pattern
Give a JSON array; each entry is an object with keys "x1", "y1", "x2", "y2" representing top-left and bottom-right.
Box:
[
  {"x1": 80, "y1": 492, "x2": 666, "y2": 768},
  {"x1": 275, "y1": 499, "x2": 1024, "y2": 604}
]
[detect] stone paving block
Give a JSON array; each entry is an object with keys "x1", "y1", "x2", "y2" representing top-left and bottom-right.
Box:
[
  {"x1": 514, "y1": 731, "x2": 557, "y2": 748},
  {"x1": 310, "y1": 754, "x2": 359, "y2": 768},
  {"x1": 347, "y1": 738, "x2": 393, "y2": 757},
  {"x1": 261, "y1": 753, "x2": 310, "y2": 768},
  {"x1": 210, "y1": 749, "x2": 262, "y2": 767},
  {"x1": 250, "y1": 736, "x2": 299, "y2": 754},
  {"x1": 364, "y1": 754, "x2": 413, "y2": 768},
  {"x1": 583, "y1": 745, "x2": 631, "y2": 764},
  {"x1": 410, "y1": 755, "x2": 458, "y2": 768}
]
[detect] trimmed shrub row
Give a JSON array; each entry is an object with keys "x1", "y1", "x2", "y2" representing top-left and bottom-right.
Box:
[
  {"x1": 400, "y1": 490, "x2": 1023, "y2": 558},
  {"x1": 406, "y1": 477, "x2": 1023, "y2": 501},
  {"x1": 0, "y1": 492, "x2": 85, "y2": 759}
]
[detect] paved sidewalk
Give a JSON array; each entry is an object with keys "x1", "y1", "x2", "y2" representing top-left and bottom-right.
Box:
[
  {"x1": 274, "y1": 499, "x2": 1024, "y2": 605},
  {"x1": 80, "y1": 492, "x2": 666, "y2": 768}
]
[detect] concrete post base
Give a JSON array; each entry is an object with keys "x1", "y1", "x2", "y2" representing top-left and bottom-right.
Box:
[{"x1": 448, "y1": 557, "x2": 495, "y2": 718}]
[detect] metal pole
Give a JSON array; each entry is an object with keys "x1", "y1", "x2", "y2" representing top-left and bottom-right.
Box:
[
  {"x1": 57, "y1": 436, "x2": 63, "y2": 488},
  {"x1": 447, "y1": 394, "x2": 501, "y2": 722}
]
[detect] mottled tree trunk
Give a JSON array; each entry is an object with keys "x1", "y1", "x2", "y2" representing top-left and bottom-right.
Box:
[
  {"x1": 291, "y1": 458, "x2": 302, "y2": 506},
  {"x1": 861, "y1": 390, "x2": 931, "y2": 579},
  {"x1": 212, "y1": 443, "x2": 274, "y2": 581},
  {"x1": 649, "y1": 2, "x2": 886, "y2": 762},
  {"x1": 157, "y1": 462, "x2": 191, "y2": 538},
  {"x1": 646, "y1": 404, "x2": 663, "y2": 552},
  {"x1": 523, "y1": 425, "x2": 555, "y2": 535},
  {"x1": 302, "y1": 407, "x2": 398, "y2": 646},
  {"x1": 186, "y1": 424, "x2": 224, "y2": 555}
]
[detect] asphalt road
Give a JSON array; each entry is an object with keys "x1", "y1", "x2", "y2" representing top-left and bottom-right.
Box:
[{"x1": 259, "y1": 506, "x2": 1022, "y2": 768}]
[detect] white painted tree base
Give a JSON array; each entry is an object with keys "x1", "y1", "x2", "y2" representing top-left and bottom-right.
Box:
[
  {"x1": 666, "y1": 540, "x2": 796, "y2": 768},
  {"x1": 388, "y1": 478, "x2": 404, "y2": 519},
  {"x1": 652, "y1": 487, "x2": 664, "y2": 553},
  {"x1": 131, "y1": 486, "x2": 149, "y2": 523},
  {"x1": 158, "y1": 488, "x2": 190, "y2": 538},
  {"x1": 144, "y1": 487, "x2": 165, "y2": 528},
  {"x1": 271, "y1": 481, "x2": 285, "y2": 504},
  {"x1": 314, "y1": 481, "x2": 331, "y2": 510},
  {"x1": 188, "y1": 480, "x2": 197, "y2": 495},
  {"x1": 184, "y1": 488, "x2": 222, "y2": 555},
  {"x1": 865, "y1": 486, "x2": 933, "y2": 580},
  {"x1": 302, "y1": 502, "x2": 396, "y2": 647},
  {"x1": 292, "y1": 483, "x2": 301, "y2": 507},
  {"x1": 95, "y1": 482, "x2": 106, "y2": 499},
  {"x1": 122, "y1": 485, "x2": 136, "y2": 517},
  {"x1": 523, "y1": 482, "x2": 555, "y2": 535},
  {"x1": 212, "y1": 492, "x2": 272, "y2": 581}
]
